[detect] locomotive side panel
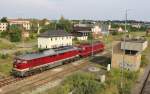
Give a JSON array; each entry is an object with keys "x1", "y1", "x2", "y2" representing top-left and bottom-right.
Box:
[{"x1": 79, "y1": 43, "x2": 104, "y2": 57}]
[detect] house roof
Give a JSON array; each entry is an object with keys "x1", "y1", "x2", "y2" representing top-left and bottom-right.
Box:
[
  {"x1": 73, "y1": 26, "x2": 91, "y2": 32},
  {"x1": 38, "y1": 30, "x2": 73, "y2": 37},
  {"x1": 121, "y1": 38, "x2": 147, "y2": 43}
]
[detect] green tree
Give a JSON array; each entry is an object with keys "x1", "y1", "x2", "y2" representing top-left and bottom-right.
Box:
[
  {"x1": 40, "y1": 16, "x2": 73, "y2": 33},
  {"x1": 9, "y1": 25, "x2": 22, "y2": 42},
  {"x1": 9, "y1": 31, "x2": 21, "y2": 42},
  {"x1": 40, "y1": 22, "x2": 57, "y2": 33},
  {"x1": 30, "y1": 19, "x2": 39, "y2": 32},
  {"x1": 0, "y1": 17, "x2": 8, "y2": 22},
  {"x1": 39, "y1": 18, "x2": 50, "y2": 26},
  {"x1": 57, "y1": 16, "x2": 73, "y2": 32},
  {"x1": 9, "y1": 24, "x2": 22, "y2": 32}
]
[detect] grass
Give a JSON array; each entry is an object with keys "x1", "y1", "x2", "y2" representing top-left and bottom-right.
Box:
[
  {"x1": 99, "y1": 69, "x2": 138, "y2": 94},
  {"x1": 0, "y1": 56, "x2": 13, "y2": 76},
  {"x1": 141, "y1": 34, "x2": 150, "y2": 67},
  {"x1": 45, "y1": 69, "x2": 138, "y2": 94},
  {"x1": 46, "y1": 86, "x2": 60, "y2": 94},
  {"x1": 0, "y1": 36, "x2": 37, "y2": 76},
  {"x1": 0, "y1": 39, "x2": 16, "y2": 50}
]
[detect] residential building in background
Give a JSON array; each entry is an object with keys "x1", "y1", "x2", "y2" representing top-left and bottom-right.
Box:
[
  {"x1": 92, "y1": 25, "x2": 103, "y2": 39},
  {"x1": 8, "y1": 19, "x2": 30, "y2": 30},
  {"x1": 74, "y1": 23, "x2": 88, "y2": 27},
  {"x1": 72, "y1": 25, "x2": 92, "y2": 41},
  {"x1": 38, "y1": 30, "x2": 73, "y2": 49},
  {"x1": 131, "y1": 23, "x2": 142, "y2": 28},
  {"x1": 92, "y1": 25, "x2": 101, "y2": 34},
  {"x1": 0, "y1": 22, "x2": 8, "y2": 31}
]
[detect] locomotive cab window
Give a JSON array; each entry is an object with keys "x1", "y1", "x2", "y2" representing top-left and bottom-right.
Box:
[
  {"x1": 15, "y1": 59, "x2": 22, "y2": 64},
  {"x1": 13, "y1": 59, "x2": 17, "y2": 63}
]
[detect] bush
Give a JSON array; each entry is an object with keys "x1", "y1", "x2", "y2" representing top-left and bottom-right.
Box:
[
  {"x1": 29, "y1": 34, "x2": 35, "y2": 39},
  {"x1": 0, "y1": 53, "x2": 9, "y2": 59},
  {"x1": 57, "y1": 72, "x2": 104, "y2": 94},
  {"x1": 106, "y1": 69, "x2": 138, "y2": 94},
  {"x1": 14, "y1": 51, "x2": 22, "y2": 56},
  {"x1": 0, "y1": 31, "x2": 9, "y2": 38},
  {"x1": 9, "y1": 31, "x2": 21, "y2": 42},
  {"x1": 111, "y1": 31, "x2": 119, "y2": 35},
  {"x1": 141, "y1": 55, "x2": 149, "y2": 67}
]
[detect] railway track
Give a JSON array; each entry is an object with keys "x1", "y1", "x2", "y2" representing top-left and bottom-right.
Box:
[
  {"x1": 0, "y1": 76, "x2": 24, "y2": 88},
  {"x1": 2, "y1": 61, "x2": 89, "y2": 94},
  {"x1": 140, "y1": 70, "x2": 150, "y2": 94},
  {"x1": 0, "y1": 59, "x2": 88, "y2": 94}
]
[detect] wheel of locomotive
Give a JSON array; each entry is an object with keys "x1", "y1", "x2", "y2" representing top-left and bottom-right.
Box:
[
  {"x1": 39, "y1": 68, "x2": 43, "y2": 73},
  {"x1": 63, "y1": 60, "x2": 68, "y2": 65},
  {"x1": 24, "y1": 71, "x2": 30, "y2": 77}
]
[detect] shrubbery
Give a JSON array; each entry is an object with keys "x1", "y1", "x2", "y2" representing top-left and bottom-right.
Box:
[
  {"x1": 57, "y1": 72, "x2": 104, "y2": 94},
  {"x1": 106, "y1": 69, "x2": 138, "y2": 94},
  {"x1": 14, "y1": 51, "x2": 22, "y2": 56},
  {"x1": 0, "y1": 25, "x2": 22, "y2": 42},
  {"x1": 111, "y1": 31, "x2": 119, "y2": 35},
  {"x1": 141, "y1": 55, "x2": 149, "y2": 67},
  {"x1": 0, "y1": 31, "x2": 9, "y2": 38},
  {"x1": 9, "y1": 31, "x2": 21, "y2": 42},
  {"x1": 0, "y1": 53, "x2": 9, "y2": 59}
]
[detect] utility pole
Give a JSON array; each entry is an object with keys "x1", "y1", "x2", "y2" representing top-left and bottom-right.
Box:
[
  {"x1": 125, "y1": 9, "x2": 128, "y2": 32},
  {"x1": 121, "y1": 9, "x2": 128, "y2": 94},
  {"x1": 37, "y1": 23, "x2": 40, "y2": 35},
  {"x1": 91, "y1": 26, "x2": 94, "y2": 57}
]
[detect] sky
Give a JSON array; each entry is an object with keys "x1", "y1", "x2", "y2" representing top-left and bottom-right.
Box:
[{"x1": 0, "y1": 0, "x2": 150, "y2": 21}]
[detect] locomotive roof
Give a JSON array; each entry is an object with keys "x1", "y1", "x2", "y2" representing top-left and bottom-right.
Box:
[{"x1": 16, "y1": 46, "x2": 78, "y2": 60}]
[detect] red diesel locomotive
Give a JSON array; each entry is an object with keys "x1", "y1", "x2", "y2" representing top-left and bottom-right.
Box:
[{"x1": 12, "y1": 42, "x2": 104, "y2": 77}]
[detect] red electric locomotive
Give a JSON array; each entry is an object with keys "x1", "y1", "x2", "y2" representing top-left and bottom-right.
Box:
[
  {"x1": 13, "y1": 46, "x2": 79, "y2": 77},
  {"x1": 78, "y1": 42, "x2": 104, "y2": 57},
  {"x1": 12, "y1": 42, "x2": 104, "y2": 77}
]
